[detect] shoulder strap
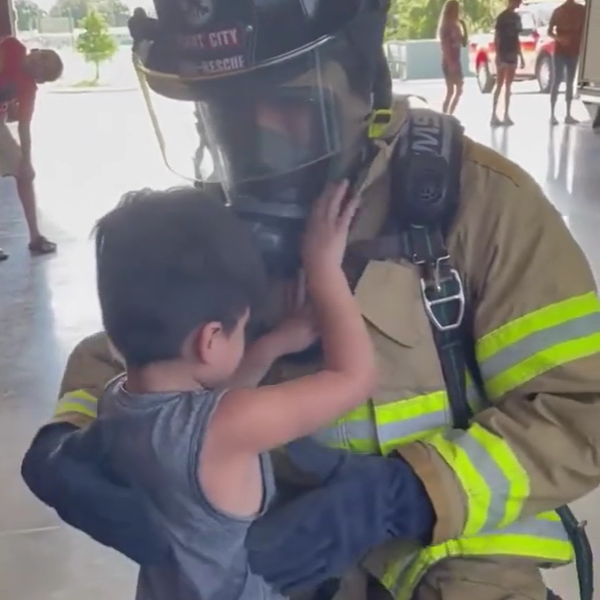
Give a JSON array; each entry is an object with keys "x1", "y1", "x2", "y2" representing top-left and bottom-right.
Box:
[{"x1": 389, "y1": 108, "x2": 475, "y2": 430}]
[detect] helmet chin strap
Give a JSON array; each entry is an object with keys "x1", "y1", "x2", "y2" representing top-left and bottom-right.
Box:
[{"x1": 345, "y1": 128, "x2": 382, "y2": 196}]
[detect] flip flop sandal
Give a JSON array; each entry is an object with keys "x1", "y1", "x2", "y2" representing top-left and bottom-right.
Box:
[
  {"x1": 28, "y1": 236, "x2": 57, "y2": 256},
  {"x1": 0, "y1": 248, "x2": 8, "y2": 261}
]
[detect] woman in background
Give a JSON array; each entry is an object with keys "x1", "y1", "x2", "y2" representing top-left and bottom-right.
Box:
[
  {"x1": 438, "y1": 0, "x2": 468, "y2": 114},
  {"x1": 491, "y1": 0, "x2": 524, "y2": 126}
]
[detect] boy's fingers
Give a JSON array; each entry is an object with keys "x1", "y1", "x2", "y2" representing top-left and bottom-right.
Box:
[
  {"x1": 325, "y1": 180, "x2": 349, "y2": 222},
  {"x1": 310, "y1": 182, "x2": 336, "y2": 221},
  {"x1": 339, "y1": 196, "x2": 361, "y2": 229}
]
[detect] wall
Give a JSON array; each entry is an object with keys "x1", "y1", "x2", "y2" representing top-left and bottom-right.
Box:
[{"x1": 392, "y1": 39, "x2": 473, "y2": 80}]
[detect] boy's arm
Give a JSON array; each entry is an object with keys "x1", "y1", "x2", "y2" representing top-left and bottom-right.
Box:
[
  {"x1": 213, "y1": 268, "x2": 376, "y2": 453},
  {"x1": 227, "y1": 337, "x2": 284, "y2": 390},
  {"x1": 214, "y1": 370, "x2": 374, "y2": 454},
  {"x1": 216, "y1": 183, "x2": 377, "y2": 454}
]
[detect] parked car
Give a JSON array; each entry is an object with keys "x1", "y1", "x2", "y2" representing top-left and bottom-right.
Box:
[{"x1": 469, "y1": 0, "x2": 562, "y2": 93}]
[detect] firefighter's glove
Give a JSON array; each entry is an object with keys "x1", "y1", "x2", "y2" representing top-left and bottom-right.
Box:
[
  {"x1": 21, "y1": 421, "x2": 169, "y2": 565},
  {"x1": 246, "y1": 449, "x2": 435, "y2": 594}
]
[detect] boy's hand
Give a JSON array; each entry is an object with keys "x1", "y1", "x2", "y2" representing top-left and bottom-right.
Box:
[
  {"x1": 264, "y1": 273, "x2": 318, "y2": 356},
  {"x1": 302, "y1": 180, "x2": 360, "y2": 276}
]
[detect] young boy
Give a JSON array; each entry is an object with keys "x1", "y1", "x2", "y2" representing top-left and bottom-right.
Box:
[
  {"x1": 91, "y1": 183, "x2": 376, "y2": 600},
  {"x1": 0, "y1": 36, "x2": 63, "y2": 261}
]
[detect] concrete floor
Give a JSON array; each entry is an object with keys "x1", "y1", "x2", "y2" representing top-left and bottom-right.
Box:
[{"x1": 0, "y1": 82, "x2": 599, "y2": 599}]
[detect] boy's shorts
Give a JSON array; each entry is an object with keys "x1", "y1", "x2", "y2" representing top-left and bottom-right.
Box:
[{"x1": 0, "y1": 120, "x2": 22, "y2": 177}]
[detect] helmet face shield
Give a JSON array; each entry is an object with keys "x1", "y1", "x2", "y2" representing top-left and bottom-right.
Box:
[
  {"x1": 133, "y1": 80, "x2": 215, "y2": 182},
  {"x1": 195, "y1": 83, "x2": 341, "y2": 187},
  {"x1": 135, "y1": 37, "x2": 358, "y2": 189}
]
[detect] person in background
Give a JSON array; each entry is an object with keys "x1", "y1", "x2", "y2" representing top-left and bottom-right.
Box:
[
  {"x1": 438, "y1": 0, "x2": 468, "y2": 115},
  {"x1": 491, "y1": 0, "x2": 524, "y2": 126},
  {"x1": 548, "y1": 0, "x2": 586, "y2": 125},
  {"x1": 0, "y1": 36, "x2": 63, "y2": 262}
]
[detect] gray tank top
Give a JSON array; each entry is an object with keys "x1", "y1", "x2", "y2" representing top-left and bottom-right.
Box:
[{"x1": 98, "y1": 376, "x2": 282, "y2": 600}]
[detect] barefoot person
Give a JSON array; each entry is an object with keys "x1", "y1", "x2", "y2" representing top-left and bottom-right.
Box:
[
  {"x1": 548, "y1": 0, "x2": 586, "y2": 125},
  {"x1": 438, "y1": 0, "x2": 468, "y2": 114},
  {"x1": 0, "y1": 36, "x2": 63, "y2": 262},
  {"x1": 491, "y1": 0, "x2": 524, "y2": 126}
]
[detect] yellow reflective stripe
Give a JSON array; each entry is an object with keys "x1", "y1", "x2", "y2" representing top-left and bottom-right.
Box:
[
  {"x1": 314, "y1": 392, "x2": 452, "y2": 455},
  {"x1": 468, "y1": 424, "x2": 529, "y2": 529},
  {"x1": 54, "y1": 390, "x2": 98, "y2": 419},
  {"x1": 375, "y1": 392, "x2": 451, "y2": 455},
  {"x1": 426, "y1": 423, "x2": 530, "y2": 535},
  {"x1": 475, "y1": 293, "x2": 600, "y2": 399},
  {"x1": 536, "y1": 510, "x2": 562, "y2": 522},
  {"x1": 385, "y1": 514, "x2": 572, "y2": 600},
  {"x1": 477, "y1": 293, "x2": 600, "y2": 362},
  {"x1": 486, "y1": 332, "x2": 600, "y2": 399},
  {"x1": 425, "y1": 428, "x2": 490, "y2": 536}
]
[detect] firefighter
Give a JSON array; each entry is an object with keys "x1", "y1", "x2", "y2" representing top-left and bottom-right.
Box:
[{"x1": 21, "y1": 1, "x2": 600, "y2": 599}]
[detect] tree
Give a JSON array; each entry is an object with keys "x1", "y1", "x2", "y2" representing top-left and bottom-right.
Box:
[
  {"x1": 49, "y1": 0, "x2": 130, "y2": 27},
  {"x1": 15, "y1": 0, "x2": 46, "y2": 32},
  {"x1": 384, "y1": 0, "x2": 504, "y2": 41},
  {"x1": 49, "y1": 0, "x2": 89, "y2": 24},
  {"x1": 95, "y1": 0, "x2": 130, "y2": 26},
  {"x1": 76, "y1": 9, "x2": 118, "y2": 82}
]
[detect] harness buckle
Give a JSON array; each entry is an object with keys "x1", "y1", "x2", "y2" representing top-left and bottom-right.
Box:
[{"x1": 419, "y1": 260, "x2": 465, "y2": 332}]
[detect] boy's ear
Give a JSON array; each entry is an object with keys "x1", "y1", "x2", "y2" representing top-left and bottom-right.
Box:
[{"x1": 192, "y1": 321, "x2": 224, "y2": 362}]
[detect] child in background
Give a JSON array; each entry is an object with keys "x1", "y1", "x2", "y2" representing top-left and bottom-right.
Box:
[
  {"x1": 90, "y1": 182, "x2": 376, "y2": 600},
  {"x1": 0, "y1": 37, "x2": 63, "y2": 261}
]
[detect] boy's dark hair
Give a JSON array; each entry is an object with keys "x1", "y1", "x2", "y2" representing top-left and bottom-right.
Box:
[{"x1": 95, "y1": 187, "x2": 267, "y2": 367}]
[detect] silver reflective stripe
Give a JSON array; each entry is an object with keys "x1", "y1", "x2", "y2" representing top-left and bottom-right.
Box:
[
  {"x1": 376, "y1": 410, "x2": 449, "y2": 447},
  {"x1": 314, "y1": 406, "x2": 451, "y2": 450},
  {"x1": 478, "y1": 313, "x2": 600, "y2": 382},
  {"x1": 313, "y1": 418, "x2": 377, "y2": 448},
  {"x1": 473, "y1": 515, "x2": 569, "y2": 541},
  {"x1": 55, "y1": 392, "x2": 98, "y2": 416},
  {"x1": 445, "y1": 428, "x2": 512, "y2": 531}
]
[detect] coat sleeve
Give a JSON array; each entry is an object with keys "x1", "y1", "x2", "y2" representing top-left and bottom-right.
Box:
[
  {"x1": 51, "y1": 331, "x2": 123, "y2": 429},
  {"x1": 398, "y1": 142, "x2": 600, "y2": 544}
]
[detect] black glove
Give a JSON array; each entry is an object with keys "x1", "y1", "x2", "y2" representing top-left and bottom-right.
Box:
[
  {"x1": 247, "y1": 450, "x2": 435, "y2": 594},
  {"x1": 21, "y1": 422, "x2": 170, "y2": 565}
]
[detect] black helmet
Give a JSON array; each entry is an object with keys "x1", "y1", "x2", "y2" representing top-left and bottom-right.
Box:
[{"x1": 130, "y1": 0, "x2": 390, "y2": 275}]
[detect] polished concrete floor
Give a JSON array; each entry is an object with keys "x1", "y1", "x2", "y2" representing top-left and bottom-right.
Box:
[{"x1": 0, "y1": 84, "x2": 599, "y2": 599}]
